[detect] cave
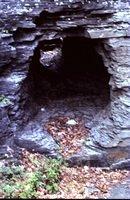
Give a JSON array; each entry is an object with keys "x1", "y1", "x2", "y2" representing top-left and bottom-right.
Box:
[
  {"x1": 1, "y1": 0, "x2": 130, "y2": 170},
  {"x1": 25, "y1": 37, "x2": 110, "y2": 128}
]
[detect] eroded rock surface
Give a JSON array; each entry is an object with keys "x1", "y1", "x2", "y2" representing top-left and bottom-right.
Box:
[
  {"x1": 108, "y1": 174, "x2": 130, "y2": 199},
  {"x1": 0, "y1": 0, "x2": 130, "y2": 168}
]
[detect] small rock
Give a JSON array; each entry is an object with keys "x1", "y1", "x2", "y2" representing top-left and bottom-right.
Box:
[
  {"x1": 41, "y1": 107, "x2": 45, "y2": 112},
  {"x1": 66, "y1": 119, "x2": 77, "y2": 126},
  {"x1": 84, "y1": 186, "x2": 100, "y2": 197}
]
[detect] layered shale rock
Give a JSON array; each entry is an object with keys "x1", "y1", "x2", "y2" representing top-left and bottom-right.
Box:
[{"x1": 0, "y1": 0, "x2": 130, "y2": 168}]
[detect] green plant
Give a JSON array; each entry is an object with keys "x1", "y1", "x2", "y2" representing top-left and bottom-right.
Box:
[
  {"x1": 44, "y1": 158, "x2": 62, "y2": 193},
  {"x1": 18, "y1": 170, "x2": 44, "y2": 199},
  {"x1": 0, "y1": 165, "x2": 25, "y2": 198},
  {"x1": 0, "y1": 165, "x2": 24, "y2": 180},
  {"x1": 1, "y1": 182, "x2": 23, "y2": 198},
  {"x1": 0, "y1": 169, "x2": 43, "y2": 199},
  {"x1": 0, "y1": 153, "x2": 63, "y2": 198},
  {"x1": 1, "y1": 184, "x2": 14, "y2": 198}
]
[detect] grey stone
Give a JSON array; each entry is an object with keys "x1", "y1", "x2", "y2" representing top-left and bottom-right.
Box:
[
  {"x1": 0, "y1": 108, "x2": 11, "y2": 141},
  {"x1": 108, "y1": 177, "x2": 130, "y2": 199},
  {"x1": 66, "y1": 146, "x2": 107, "y2": 167},
  {"x1": 40, "y1": 48, "x2": 62, "y2": 71},
  {"x1": 110, "y1": 159, "x2": 130, "y2": 170},
  {"x1": 84, "y1": 186, "x2": 100, "y2": 198},
  {"x1": 118, "y1": 130, "x2": 130, "y2": 140},
  {"x1": 126, "y1": 26, "x2": 130, "y2": 37},
  {"x1": 14, "y1": 123, "x2": 60, "y2": 158},
  {"x1": 86, "y1": 28, "x2": 127, "y2": 39}
]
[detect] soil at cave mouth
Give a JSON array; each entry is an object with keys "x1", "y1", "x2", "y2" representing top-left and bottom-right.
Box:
[
  {"x1": 44, "y1": 115, "x2": 89, "y2": 158},
  {"x1": 33, "y1": 93, "x2": 108, "y2": 158}
]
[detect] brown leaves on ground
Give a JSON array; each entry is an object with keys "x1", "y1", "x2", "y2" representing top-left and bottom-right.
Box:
[
  {"x1": 19, "y1": 150, "x2": 129, "y2": 199},
  {"x1": 14, "y1": 114, "x2": 130, "y2": 200},
  {"x1": 41, "y1": 116, "x2": 130, "y2": 198},
  {"x1": 44, "y1": 116, "x2": 88, "y2": 157},
  {"x1": 57, "y1": 166, "x2": 129, "y2": 199}
]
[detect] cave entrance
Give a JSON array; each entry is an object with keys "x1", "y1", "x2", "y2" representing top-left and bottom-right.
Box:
[
  {"x1": 18, "y1": 36, "x2": 111, "y2": 159},
  {"x1": 27, "y1": 37, "x2": 110, "y2": 125},
  {"x1": 61, "y1": 37, "x2": 110, "y2": 98}
]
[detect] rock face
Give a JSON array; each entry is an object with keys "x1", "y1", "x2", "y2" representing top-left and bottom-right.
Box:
[
  {"x1": 0, "y1": 0, "x2": 130, "y2": 168},
  {"x1": 108, "y1": 175, "x2": 130, "y2": 199},
  {"x1": 14, "y1": 122, "x2": 60, "y2": 157}
]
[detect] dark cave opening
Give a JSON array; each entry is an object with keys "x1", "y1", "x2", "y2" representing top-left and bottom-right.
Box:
[
  {"x1": 28, "y1": 37, "x2": 110, "y2": 104},
  {"x1": 19, "y1": 36, "x2": 111, "y2": 138},
  {"x1": 61, "y1": 37, "x2": 110, "y2": 97}
]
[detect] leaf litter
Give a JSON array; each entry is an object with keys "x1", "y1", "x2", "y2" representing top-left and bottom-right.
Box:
[
  {"x1": 22, "y1": 150, "x2": 129, "y2": 199},
  {"x1": 43, "y1": 115, "x2": 129, "y2": 199},
  {"x1": 44, "y1": 115, "x2": 88, "y2": 158},
  {"x1": 0, "y1": 115, "x2": 129, "y2": 199}
]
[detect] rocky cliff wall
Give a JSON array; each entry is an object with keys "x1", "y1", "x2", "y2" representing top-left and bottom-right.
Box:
[{"x1": 0, "y1": 0, "x2": 130, "y2": 168}]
